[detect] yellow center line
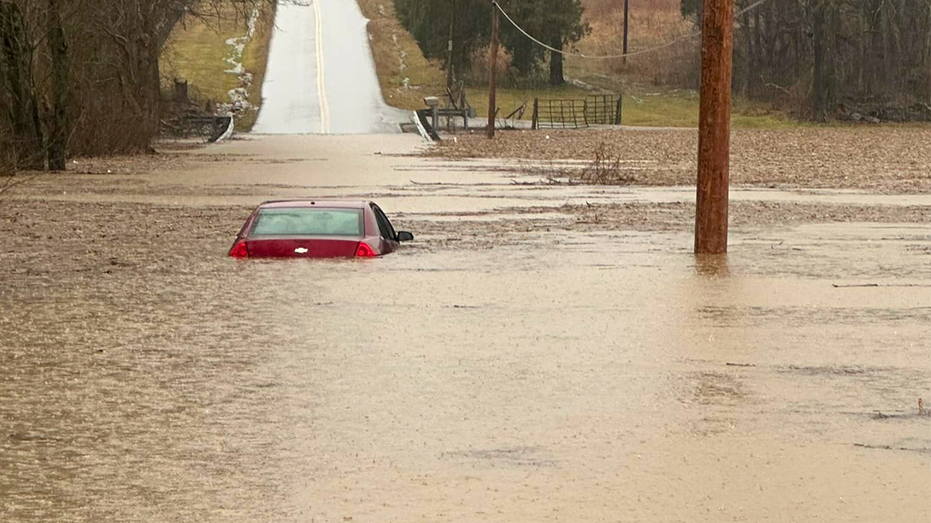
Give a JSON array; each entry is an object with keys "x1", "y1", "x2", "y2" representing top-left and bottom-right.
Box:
[{"x1": 313, "y1": 0, "x2": 330, "y2": 134}]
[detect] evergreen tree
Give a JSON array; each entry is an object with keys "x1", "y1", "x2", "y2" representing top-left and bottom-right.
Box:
[
  {"x1": 394, "y1": 0, "x2": 490, "y2": 82},
  {"x1": 394, "y1": 0, "x2": 588, "y2": 85}
]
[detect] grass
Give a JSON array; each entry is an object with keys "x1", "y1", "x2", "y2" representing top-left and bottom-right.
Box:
[
  {"x1": 239, "y1": 8, "x2": 274, "y2": 130},
  {"x1": 466, "y1": 85, "x2": 593, "y2": 121},
  {"x1": 623, "y1": 90, "x2": 803, "y2": 129},
  {"x1": 355, "y1": 0, "x2": 446, "y2": 110},
  {"x1": 465, "y1": 84, "x2": 798, "y2": 129},
  {"x1": 160, "y1": 4, "x2": 274, "y2": 132},
  {"x1": 161, "y1": 18, "x2": 240, "y2": 103}
]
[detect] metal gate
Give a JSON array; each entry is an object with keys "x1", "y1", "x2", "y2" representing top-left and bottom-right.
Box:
[
  {"x1": 531, "y1": 94, "x2": 622, "y2": 129},
  {"x1": 532, "y1": 99, "x2": 588, "y2": 129},
  {"x1": 583, "y1": 95, "x2": 622, "y2": 126}
]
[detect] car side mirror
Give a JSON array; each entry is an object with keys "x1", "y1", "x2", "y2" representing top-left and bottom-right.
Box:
[{"x1": 397, "y1": 231, "x2": 414, "y2": 242}]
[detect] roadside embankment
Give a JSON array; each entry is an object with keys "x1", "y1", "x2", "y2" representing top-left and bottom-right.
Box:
[
  {"x1": 356, "y1": 0, "x2": 446, "y2": 111},
  {"x1": 160, "y1": 3, "x2": 276, "y2": 131}
]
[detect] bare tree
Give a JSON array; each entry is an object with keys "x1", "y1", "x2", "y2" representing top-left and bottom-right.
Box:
[
  {"x1": 682, "y1": 0, "x2": 931, "y2": 119},
  {"x1": 1, "y1": 0, "x2": 44, "y2": 169},
  {"x1": 0, "y1": 0, "x2": 271, "y2": 174}
]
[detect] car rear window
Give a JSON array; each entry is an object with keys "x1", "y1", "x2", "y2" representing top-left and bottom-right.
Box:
[{"x1": 249, "y1": 208, "x2": 363, "y2": 237}]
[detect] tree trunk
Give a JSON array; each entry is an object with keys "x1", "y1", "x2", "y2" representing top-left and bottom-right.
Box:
[
  {"x1": 744, "y1": 9, "x2": 756, "y2": 97},
  {"x1": 140, "y1": 14, "x2": 163, "y2": 148},
  {"x1": 2, "y1": 2, "x2": 44, "y2": 170},
  {"x1": 881, "y1": 2, "x2": 893, "y2": 94},
  {"x1": 143, "y1": 44, "x2": 162, "y2": 146},
  {"x1": 868, "y1": 1, "x2": 883, "y2": 97},
  {"x1": 810, "y1": 1, "x2": 838, "y2": 119},
  {"x1": 856, "y1": 17, "x2": 869, "y2": 94},
  {"x1": 48, "y1": 0, "x2": 69, "y2": 171},
  {"x1": 754, "y1": 8, "x2": 763, "y2": 73},
  {"x1": 812, "y1": 0, "x2": 828, "y2": 120},
  {"x1": 549, "y1": 46, "x2": 564, "y2": 86},
  {"x1": 1, "y1": 4, "x2": 28, "y2": 143}
]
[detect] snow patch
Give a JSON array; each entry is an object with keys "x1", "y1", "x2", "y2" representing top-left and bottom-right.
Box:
[{"x1": 219, "y1": 7, "x2": 260, "y2": 117}]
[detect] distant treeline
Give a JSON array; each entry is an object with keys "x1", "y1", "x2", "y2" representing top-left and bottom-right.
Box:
[
  {"x1": 0, "y1": 0, "x2": 267, "y2": 173},
  {"x1": 687, "y1": 0, "x2": 931, "y2": 120},
  {"x1": 396, "y1": 0, "x2": 930, "y2": 121}
]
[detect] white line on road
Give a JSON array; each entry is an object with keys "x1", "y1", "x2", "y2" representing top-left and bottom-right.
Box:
[{"x1": 313, "y1": 0, "x2": 330, "y2": 134}]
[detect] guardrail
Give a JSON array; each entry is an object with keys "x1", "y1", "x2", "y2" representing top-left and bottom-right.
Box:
[{"x1": 170, "y1": 115, "x2": 234, "y2": 143}]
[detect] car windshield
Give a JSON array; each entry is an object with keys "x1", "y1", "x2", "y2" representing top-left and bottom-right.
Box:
[{"x1": 249, "y1": 208, "x2": 363, "y2": 237}]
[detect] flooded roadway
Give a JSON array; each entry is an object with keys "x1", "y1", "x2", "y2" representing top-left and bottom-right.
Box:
[{"x1": 1, "y1": 135, "x2": 929, "y2": 522}]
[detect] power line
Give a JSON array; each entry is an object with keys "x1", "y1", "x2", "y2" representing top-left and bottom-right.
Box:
[{"x1": 493, "y1": 0, "x2": 775, "y2": 60}]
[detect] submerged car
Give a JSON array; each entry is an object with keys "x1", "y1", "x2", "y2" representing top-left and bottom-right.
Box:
[{"x1": 228, "y1": 200, "x2": 414, "y2": 258}]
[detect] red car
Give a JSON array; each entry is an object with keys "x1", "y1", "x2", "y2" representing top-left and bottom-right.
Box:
[{"x1": 228, "y1": 200, "x2": 414, "y2": 258}]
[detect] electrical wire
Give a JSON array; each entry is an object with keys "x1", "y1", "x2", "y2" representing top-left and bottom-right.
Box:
[{"x1": 493, "y1": 0, "x2": 776, "y2": 60}]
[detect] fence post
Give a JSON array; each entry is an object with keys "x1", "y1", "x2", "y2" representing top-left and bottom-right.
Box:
[
  {"x1": 532, "y1": 98, "x2": 539, "y2": 130},
  {"x1": 615, "y1": 95, "x2": 623, "y2": 125},
  {"x1": 486, "y1": 0, "x2": 499, "y2": 139}
]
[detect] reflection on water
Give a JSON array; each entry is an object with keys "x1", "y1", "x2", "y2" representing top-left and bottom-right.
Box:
[
  {"x1": 693, "y1": 254, "x2": 730, "y2": 278},
  {"x1": 1, "y1": 212, "x2": 929, "y2": 522}
]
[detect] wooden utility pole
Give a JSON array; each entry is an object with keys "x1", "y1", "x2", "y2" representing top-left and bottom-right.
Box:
[
  {"x1": 487, "y1": 0, "x2": 500, "y2": 139},
  {"x1": 447, "y1": 0, "x2": 457, "y2": 91},
  {"x1": 694, "y1": 0, "x2": 734, "y2": 254},
  {"x1": 622, "y1": 0, "x2": 629, "y2": 65}
]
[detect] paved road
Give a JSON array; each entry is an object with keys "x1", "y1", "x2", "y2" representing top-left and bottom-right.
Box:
[{"x1": 252, "y1": 0, "x2": 408, "y2": 134}]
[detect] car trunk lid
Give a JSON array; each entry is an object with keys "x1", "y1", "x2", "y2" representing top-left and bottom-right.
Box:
[{"x1": 245, "y1": 237, "x2": 361, "y2": 258}]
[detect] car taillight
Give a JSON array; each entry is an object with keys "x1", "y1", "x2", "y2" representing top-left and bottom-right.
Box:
[
  {"x1": 355, "y1": 242, "x2": 376, "y2": 258},
  {"x1": 229, "y1": 241, "x2": 249, "y2": 258}
]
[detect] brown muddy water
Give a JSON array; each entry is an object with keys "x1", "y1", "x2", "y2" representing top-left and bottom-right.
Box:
[{"x1": 1, "y1": 135, "x2": 929, "y2": 522}]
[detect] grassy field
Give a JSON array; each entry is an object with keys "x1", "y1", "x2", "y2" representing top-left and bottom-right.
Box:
[
  {"x1": 622, "y1": 90, "x2": 801, "y2": 129},
  {"x1": 160, "y1": 4, "x2": 274, "y2": 131}
]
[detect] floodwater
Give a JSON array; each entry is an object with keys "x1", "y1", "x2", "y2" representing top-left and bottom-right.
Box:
[{"x1": 1, "y1": 135, "x2": 929, "y2": 522}]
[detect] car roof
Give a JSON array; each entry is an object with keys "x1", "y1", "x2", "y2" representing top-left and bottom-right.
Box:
[{"x1": 258, "y1": 200, "x2": 370, "y2": 210}]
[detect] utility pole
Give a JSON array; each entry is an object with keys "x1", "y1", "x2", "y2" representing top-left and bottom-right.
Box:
[
  {"x1": 487, "y1": 0, "x2": 500, "y2": 139},
  {"x1": 694, "y1": 0, "x2": 734, "y2": 255},
  {"x1": 622, "y1": 0, "x2": 629, "y2": 65},
  {"x1": 447, "y1": 0, "x2": 457, "y2": 91}
]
